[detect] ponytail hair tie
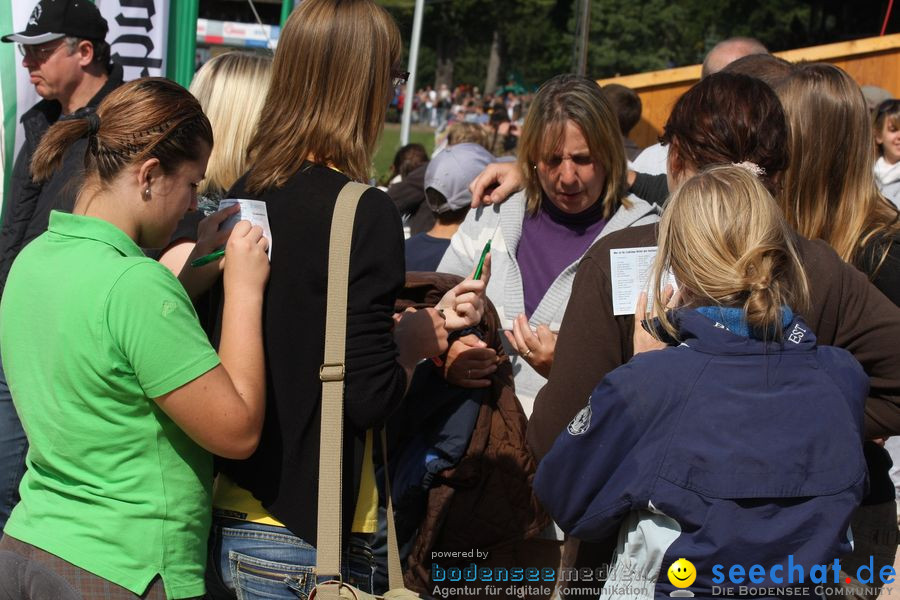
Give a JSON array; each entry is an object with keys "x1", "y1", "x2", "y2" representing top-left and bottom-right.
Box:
[
  {"x1": 732, "y1": 161, "x2": 766, "y2": 177},
  {"x1": 84, "y1": 112, "x2": 101, "y2": 137}
]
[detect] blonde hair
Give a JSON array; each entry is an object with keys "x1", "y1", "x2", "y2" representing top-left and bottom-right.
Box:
[
  {"x1": 650, "y1": 165, "x2": 809, "y2": 342},
  {"x1": 189, "y1": 52, "x2": 272, "y2": 196},
  {"x1": 446, "y1": 122, "x2": 491, "y2": 151},
  {"x1": 245, "y1": 0, "x2": 401, "y2": 192},
  {"x1": 776, "y1": 63, "x2": 900, "y2": 267},
  {"x1": 517, "y1": 74, "x2": 628, "y2": 218}
]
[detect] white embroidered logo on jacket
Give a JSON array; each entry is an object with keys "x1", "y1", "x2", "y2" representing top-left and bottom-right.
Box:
[{"x1": 568, "y1": 403, "x2": 592, "y2": 436}]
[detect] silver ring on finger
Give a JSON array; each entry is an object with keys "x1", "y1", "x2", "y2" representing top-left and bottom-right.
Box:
[{"x1": 467, "y1": 369, "x2": 471, "y2": 379}]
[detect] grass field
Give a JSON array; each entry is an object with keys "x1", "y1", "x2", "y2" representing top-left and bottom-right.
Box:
[{"x1": 373, "y1": 122, "x2": 436, "y2": 185}]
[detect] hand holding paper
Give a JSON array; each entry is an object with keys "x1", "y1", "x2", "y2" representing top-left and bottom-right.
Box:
[
  {"x1": 191, "y1": 199, "x2": 274, "y2": 267},
  {"x1": 610, "y1": 246, "x2": 678, "y2": 315}
]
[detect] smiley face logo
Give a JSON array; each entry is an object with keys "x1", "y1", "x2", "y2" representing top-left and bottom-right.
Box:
[{"x1": 667, "y1": 558, "x2": 696, "y2": 589}]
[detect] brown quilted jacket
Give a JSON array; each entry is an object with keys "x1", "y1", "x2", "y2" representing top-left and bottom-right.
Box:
[{"x1": 394, "y1": 272, "x2": 550, "y2": 594}]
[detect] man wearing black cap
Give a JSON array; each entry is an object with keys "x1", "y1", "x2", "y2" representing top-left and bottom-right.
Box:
[{"x1": 0, "y1": 0, "x2": 123, "y2": 534}]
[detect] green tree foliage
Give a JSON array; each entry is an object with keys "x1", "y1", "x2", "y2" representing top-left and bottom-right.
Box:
[
  {"x1": 581, "y1": 0, "x2": 893, "y2": 77},
  {"x1": 502, "y1": 0, "x2": 572, "y2": 85},
  {"x1": 382, "y1": 0, "x2": 572, "y2": 90},
  {"x1": 381, "y1": 0, "x2": 897, "y2": 87}
]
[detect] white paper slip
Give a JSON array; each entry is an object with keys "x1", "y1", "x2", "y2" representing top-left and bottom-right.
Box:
[
  {"x1": 609, "y1": 246, "x2": 676, "y2": 316},
  {"x1": 499, "y1": 318, "x2": 562, "y2": 334},
  {"x1": 495, "y1": 306, "x2": 560, "y2": 333},
  {"x1": 219, "y1": 199, "x2": 273, "y2": 260}
]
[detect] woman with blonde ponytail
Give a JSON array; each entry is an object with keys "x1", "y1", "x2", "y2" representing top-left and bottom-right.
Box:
[
  {"x1": 649, "y1": 165, "x2": 810, "y2": 342},
  {"x1": 534, "y1": 164, "x2": 867, "y2": 598}
]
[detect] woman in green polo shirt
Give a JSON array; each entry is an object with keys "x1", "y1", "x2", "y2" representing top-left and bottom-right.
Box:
[{"x1": 0, "y1": 77, "x2": 270, "y2": 598}]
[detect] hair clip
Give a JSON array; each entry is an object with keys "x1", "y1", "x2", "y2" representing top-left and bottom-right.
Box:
[{"x1": 732, "y1": 161, "x2": 766, "y2": 177}]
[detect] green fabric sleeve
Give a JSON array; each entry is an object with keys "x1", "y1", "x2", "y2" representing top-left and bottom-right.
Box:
[{"x1": 106, "y1": 260, "x2": 221, "y2": 398}]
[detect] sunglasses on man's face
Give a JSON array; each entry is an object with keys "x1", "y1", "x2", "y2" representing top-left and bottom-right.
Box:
[{"x1": 17, "y1": 40, "x2": 66, "y2": 62}]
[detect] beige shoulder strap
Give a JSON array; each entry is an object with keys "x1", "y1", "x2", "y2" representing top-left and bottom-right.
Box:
[{"x1": 317, "y1": 181, "x2": 409, "y2": 594}]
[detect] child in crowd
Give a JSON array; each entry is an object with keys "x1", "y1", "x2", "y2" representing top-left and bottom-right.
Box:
[
  {"x1": 601, "y1": 83, "x2": 643, "y2": 161},
  {"x1": 382, "y1": 143, "x2": 429, "y2": 190},
  {"x1": 534, "y1": 165, "x2": 867, "y2": 600},
  {"x1": 875, "y1": 99, "x2": 900, "y2": 209},
  {"x1": 405, "y1": 143, "x2": 495, "y2": 271}
]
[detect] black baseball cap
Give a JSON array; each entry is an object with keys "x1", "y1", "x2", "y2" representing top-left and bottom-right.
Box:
[{"x1": 2, "y1": 0, "x2": 108, "y2": 45}]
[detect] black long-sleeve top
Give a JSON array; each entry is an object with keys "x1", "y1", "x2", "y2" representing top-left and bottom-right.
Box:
[
  {"x1": 216, "y1": 162, "x2": 407, "y2": 546},
  {"x1": 860, "y1": 233, "x2": 900, "y2": 308},
  {"x1": 628, "y1": 172, "x2": 668, "y2": 206}
]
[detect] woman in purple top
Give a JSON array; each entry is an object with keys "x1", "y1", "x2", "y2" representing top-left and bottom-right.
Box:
[
  {"x1": 438, "y1": 74, "x2": 660, "y2": 417},
  {"x1": 437, "y1": 73, "x2": 661, "y2": 571}
]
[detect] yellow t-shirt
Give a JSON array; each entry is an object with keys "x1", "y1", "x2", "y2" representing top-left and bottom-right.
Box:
[
  {"x1": 352, "y1": 430, "x2": 379, "y2": 533},
  {"x1": 213, "y1": 429, "x2": 378, "y2": 533}
]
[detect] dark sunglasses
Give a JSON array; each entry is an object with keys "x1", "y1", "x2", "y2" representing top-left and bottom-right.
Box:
[{"x1": 391, "y1": 70, "x2": 410, "y2": 88}]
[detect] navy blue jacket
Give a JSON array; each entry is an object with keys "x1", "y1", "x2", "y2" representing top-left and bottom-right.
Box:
[{"x1": 534, "y1": 309, "x2": 867, "y2": 599}]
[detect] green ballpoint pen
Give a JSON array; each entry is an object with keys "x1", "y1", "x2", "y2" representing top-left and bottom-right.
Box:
[
  {"x1": 474, "y1": 239, "x2": 491, "y2": 280},
  {"x1": 189, "y1": 248, "x2": 225, "y2": 268}
]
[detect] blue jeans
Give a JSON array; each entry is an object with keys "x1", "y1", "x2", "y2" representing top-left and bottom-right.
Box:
[
  {"x1": 205, "y1": 518, "x2": 376, "y2": 600},
  {"x1": 0, "y1": 355, "x2": 26, "y2": 534}
]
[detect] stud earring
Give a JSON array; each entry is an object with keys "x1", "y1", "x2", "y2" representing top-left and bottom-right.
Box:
[{"x1": 143, "y1": 187, "x2": 151, "y2": 199}]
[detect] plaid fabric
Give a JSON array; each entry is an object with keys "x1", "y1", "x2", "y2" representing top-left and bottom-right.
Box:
[{"x1": 0, "y1": 535, "x2": 171, "y2": 599}]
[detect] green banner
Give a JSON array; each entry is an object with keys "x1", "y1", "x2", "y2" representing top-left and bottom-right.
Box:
[
  {"x1": 281, "y1": 0, "x2": 294, "y2": 27},
  {"x1": 166, "y1": 0, "x2": 199, "y2": 88}
]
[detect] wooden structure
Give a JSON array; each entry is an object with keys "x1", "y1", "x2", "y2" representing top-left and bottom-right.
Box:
[{"x1": 598, "y1": 34, "x2": 900, "y2": 148}]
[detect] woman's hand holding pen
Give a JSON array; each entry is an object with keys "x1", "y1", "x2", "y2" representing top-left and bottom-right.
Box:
[
  {"x1": 437, "y1": 254, "x2": 492, "y2": 331},
  {"x1": 187, "y1": 203, "x2": 241, "y2": 271}
]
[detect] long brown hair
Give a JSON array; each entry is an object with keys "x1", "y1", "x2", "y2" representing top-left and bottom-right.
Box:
[
  {"x1": 32, "y1": 77, "x2": 212, "y2": 186},
  {"x1": 776, "y1": 63, "x2": 900, "y2": 268},
  {"x1": 245, "y1": 0, "x2": 401, "y2": 192},
  {"x1": 517, "y1": 74, "x2": 628, "y2": 218},
  {"x1": 651, "y1": 165, "x2": 809, "y2": 342}
]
